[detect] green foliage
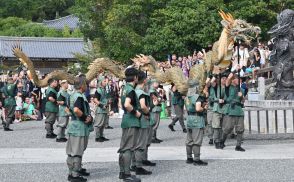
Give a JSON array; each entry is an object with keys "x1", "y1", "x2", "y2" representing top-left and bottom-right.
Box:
[
  {"x1": 225, "y1": 0, "x2": 294, "y2": 40},
  {"x1": 62, "y1": 25, "x2": 71, "y2": 37},
  {"x1": 71, "y1": 0, "x2": 114, "y2": 40},
  {"x1": 0, "y1": 17, "x2": 27, "y2": 31},
  {"x1": 73, "y1": 0, "x2": 169, "y2": 62},
  {"x1": 144, "y1": 0, "x2": 224, "y2": 60},
  {"x1": 71, "y1": 28, "x2": 83, "y2": 37},
  {"x1": 72, "y1": 0, "x2": 293, "y2": 63},
  {"x1": 44, "y1": 28, "x2": 62, "y2": 37},
  {"x1": 0, "y1": 17, "x2": 48, "y2": 37},
  {"x1": 0, "y1": 0, "x2": 44, "y2": 21},
  {"x1": 0, "y1": 0, "x2": 75, "y2": 21},
  {"x1": 0, "y1": 17, "x2": 82, "y2": 37},
  {"x1": 0, "y1": 0, "x2": 292, "y2": 64},
  {"x1": 102, "y1": 1, "x2": 146, "y2": 62}
]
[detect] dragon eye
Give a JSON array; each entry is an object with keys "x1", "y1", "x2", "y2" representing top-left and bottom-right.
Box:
[{"x1": 240, "y1": 24, "x2": 245, "y2": 28}]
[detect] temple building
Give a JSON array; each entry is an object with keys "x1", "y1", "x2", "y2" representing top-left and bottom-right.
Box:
[
  {"x1": 0, "y1": 36, "x2": 88, "y2": 74},
  {"x1": 0, "y1": 15, "x2": 88, "y2": 75},
  {"x1": 42, "y1": 15, "x2": 79, "y2": 31}
]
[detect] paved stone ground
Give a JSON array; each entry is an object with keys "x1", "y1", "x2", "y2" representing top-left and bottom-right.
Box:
[
  {"x1": 1, "y1": 160, "x2": 294, "y2": 182},
  {"x1": 0, "y1": 118, "x2": 294, "y2": 182}
]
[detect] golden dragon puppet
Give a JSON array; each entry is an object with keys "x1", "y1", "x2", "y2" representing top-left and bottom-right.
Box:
[{"x1": 132, "y1": 10, "x2": 261, "y2": 95}]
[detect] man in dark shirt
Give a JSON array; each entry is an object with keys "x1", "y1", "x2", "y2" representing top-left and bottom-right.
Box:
[
  {"x1": 56, "y1": 80, "x2": 71, "y2": 142},
  {"x1": 93, "y1": 76, "x2": 111, "y2": 142},
  {"x1": 118, "y1": 68, "x2": 141, "y2": 182},
  {"x1": 66, "y1": 75, "x2": 92, "y2": 182},
  {"x1": 108, "y1": 80, "x2": 119, "y2": 114},
  {"x1": 169, "y1": 84, "x2": 187, "y2": 133},
  {"x1": 45, "y1": 79, "x2": 59, "y2": 138},
  {"x1": 2, "y1": 77, "x2": 17, "y2": 131}
]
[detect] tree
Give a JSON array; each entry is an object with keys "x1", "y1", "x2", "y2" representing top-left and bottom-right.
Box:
[
  {"x1": 0, "y1": 0, "x2": 75, "y2": 21},
  {"x1": 62, "y1": 25, "x2": 71, "y2": 37},
  {"x1": 0, "y1": 17, "x2": 80, "y2": 38},
  {"x1": 73, "y1": 0, "x2": 167, "y2": 62},
  {"x1": 0, "y1": 17, "x2": 27, "y2": 30},
  {"x1": 143, "y1": 0, "x2": 224, "y2": 60},
  {"x1": 71, "y1": 28, "x2": 83, "y2": 37},
  {"x1": 0, "y1": 0, "x2": 45, "y2": 21},
  {"x1": 225, "y1": 0, "x2": 294, "y2": 40},
  {"x1": 72, "y1": 0, "x2": 293, "y2": 62},
  {"x1": 47, "y1": 0, "x2": 67, "y2": 18},
  {"x1": 45, "y1": 0, "x2": 75, "y2": 19},
  {"x1": 44, "y1": 28, "x2": 62, "y2": 37},
  {"x1": 102, "y1": 1, "x2": 146, "y2": 62},
  {"x1": 72, "y1": 0, "x2": 114, "y2": 40}
]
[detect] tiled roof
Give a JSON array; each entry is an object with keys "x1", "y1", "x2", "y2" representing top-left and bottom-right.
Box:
[
  {"x1": 42, "y1": 15, "x2": 79, "y2": 31},
  {"x1": 0, "y1": 36, "x2": 87, "y2": 59}
]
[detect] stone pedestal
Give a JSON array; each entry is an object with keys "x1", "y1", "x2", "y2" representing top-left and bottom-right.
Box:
[
  {"x1": 247, "y1": 77, "x2": 265, "y2": 101},
  {"x1": 258, "y1": 77, "x2": 265, "y2": 99}
]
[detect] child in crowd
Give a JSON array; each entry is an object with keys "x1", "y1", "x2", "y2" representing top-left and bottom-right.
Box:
[
  {"x1": 89, "y1": 96, "x2": 97, "y2": 118},
  {"x1": 22, "y1": 97, "x2": 38, "y2": 120},
  {"x1": 15, "y1": 92, "x2": 23, "y2": 122}
]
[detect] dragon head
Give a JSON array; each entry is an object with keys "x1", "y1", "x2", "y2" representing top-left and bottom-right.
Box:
[
  {"x1": 219, "y1": 10, "x2": 261, "y2": 45},
  {"x1": 131, "y1": 54, "x2": 159, "y2": 73}
]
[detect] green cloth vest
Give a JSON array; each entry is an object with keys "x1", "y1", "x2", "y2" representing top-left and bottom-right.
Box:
[
  {"x1": 149, "y1": 87, "x2": 161, "y2": 125},
  {"x1": 135, "y1": 87, "x2": 150, "y2": 129},
  {"x1": 121, "y1": 83, "x2": 140, "y2": 128},
  {"x1": 149, "y1": 87, "x2": 162, "y2": 113},
  {"x1": 95, "y1": 87, "x2": 109, "y2": 114},
  {"x1": 45, "y1": 87, "x2": 58, "y2": 113},
  {"x1": 67, "y1": 91, "x2": 93, "y2": 137},
  {"x1": 57, "y1": 89, "x2": 71, "y2": 117},
  {"x1": 184, "y1": 95, "x2": 205, "y2": 129},
  {"x1": 224, "y1": 85, "x2": 244, "y2": 116},
  {"x1": 3, "y1": 83, "x2": 16, "y2": 107},
  {"x1": 171, "y1": 91, "x2": 184, "y2": 107}
]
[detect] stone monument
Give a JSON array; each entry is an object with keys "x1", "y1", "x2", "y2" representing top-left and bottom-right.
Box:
[
  {"x1": 244, "y1": 9, "x2": 294, "y2": 134},
  {"x1": 267, "y1": 9, "x2": 294, "y2": 100}
]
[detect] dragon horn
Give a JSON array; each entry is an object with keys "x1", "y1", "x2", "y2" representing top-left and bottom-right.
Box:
[
  {"x1": 226, "y1": 13, "x2": 234, "y2": 23},
  {"x1": 227, "y1": 13, "x2": 234, "y2": 20},
  {"x1": 219, "y1": 10, "x2": 234, "y2": 24},
  {"x1": 218, "y1": 10, "x2": 226, "y2": 20}
]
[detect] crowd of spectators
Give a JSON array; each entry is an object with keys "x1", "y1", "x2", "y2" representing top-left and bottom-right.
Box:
[
  {"x1": 157, "y1": 49, "x2": 207, "y2": 76},
  {"x1": 0, "y1": 70, "x2": 46, "y2": 122},
  {"x1": 161, "y1": 42, "x2": 272, "y2": 83}
]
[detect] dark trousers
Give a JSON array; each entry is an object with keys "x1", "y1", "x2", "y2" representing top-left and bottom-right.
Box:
[{"x1": 4, "y1": 105, "x2": 15, "y2": 128}]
